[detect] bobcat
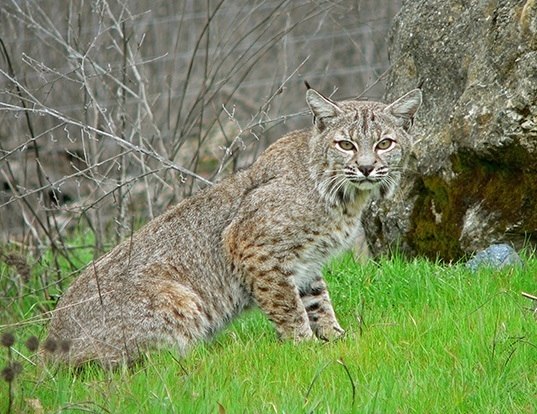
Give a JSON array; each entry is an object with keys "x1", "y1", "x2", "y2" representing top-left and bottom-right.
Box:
[{"x1": 46, "y1": 85, "x2": 422, "y2": 366}]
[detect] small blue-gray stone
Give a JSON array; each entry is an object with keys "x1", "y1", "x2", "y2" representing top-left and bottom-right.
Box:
[{"x1": 466, "y1": 243, "x2": 523, "y2": 272}]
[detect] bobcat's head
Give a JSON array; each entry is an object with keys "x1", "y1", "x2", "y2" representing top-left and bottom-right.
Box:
[{"x1": 306, "y1": 86, "x2": 422, "y2": 205}]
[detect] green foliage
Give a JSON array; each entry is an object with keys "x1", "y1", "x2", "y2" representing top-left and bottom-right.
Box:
[
  {"x1": 1, "y1": 250, "x2": 536, "y2": 413},
  {"x1": 1, "y1": 231, "x2": 95, "y2": 324}
]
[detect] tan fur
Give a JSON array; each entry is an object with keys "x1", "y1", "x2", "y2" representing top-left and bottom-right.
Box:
[{"x1": 46, "y1": 87, "x2": 421, "y2": 366}]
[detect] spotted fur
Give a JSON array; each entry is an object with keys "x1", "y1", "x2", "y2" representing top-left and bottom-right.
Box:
[{"x1": 46, "y1": 87, "x2": 421, "y2": 366}]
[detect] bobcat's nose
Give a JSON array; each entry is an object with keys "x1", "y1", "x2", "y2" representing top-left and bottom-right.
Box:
[{"x1": 358, "y1": 165, "x2": 374, "y2": 177}]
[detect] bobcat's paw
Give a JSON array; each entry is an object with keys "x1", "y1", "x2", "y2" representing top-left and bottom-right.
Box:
[
  {"x1": 278, "y1": 323, "x2": 314, "y2": 342},
  {"x1": 314, "y1": 324, "x2": 345, "y2": 342}
]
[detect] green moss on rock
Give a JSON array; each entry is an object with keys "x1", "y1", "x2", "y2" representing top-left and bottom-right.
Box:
[{"x1": 408, "y1": 148, "x2": 537, "y2": 261}]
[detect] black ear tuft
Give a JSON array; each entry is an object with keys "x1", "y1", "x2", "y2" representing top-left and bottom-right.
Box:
[{"x1": 304, "y1": 80, "x2": 312, "y2": 90}]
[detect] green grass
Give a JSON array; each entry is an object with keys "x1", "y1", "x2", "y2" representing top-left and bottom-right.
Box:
[{"x1": 1, "y1": 252, "x2": 536, "y2": 413}]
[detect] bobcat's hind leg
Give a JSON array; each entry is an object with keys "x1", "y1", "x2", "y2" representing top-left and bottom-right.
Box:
[
  {"x1": 140, "y1": 273, "x2": 215, "y2": 354},
  {"x1": 300, "y1": 277, "x2": 345, "y2": 341}
]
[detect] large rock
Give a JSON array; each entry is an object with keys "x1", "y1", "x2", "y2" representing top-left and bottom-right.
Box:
[{"x1": 363, "y1": 0, "x2": 537, "y2": 261}]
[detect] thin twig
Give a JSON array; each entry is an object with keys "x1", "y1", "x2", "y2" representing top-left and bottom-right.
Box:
[{"x1": 521, "y1": 292, "x2": 537, "y2": 301}]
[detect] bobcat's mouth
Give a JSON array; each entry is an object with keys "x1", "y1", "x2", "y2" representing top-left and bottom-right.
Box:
[
  {"x1": 345, "y1": 173, "x2": 382, "y2": 190},
  {"x1": 348, "y1": 178, "x2": 380, "y2": 190}
]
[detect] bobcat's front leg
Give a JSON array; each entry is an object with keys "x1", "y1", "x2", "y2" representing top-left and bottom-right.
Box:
[
  {"x1": 251, "y1": 271, "x2": 314, "y2": 341},
  {"x1": 300, "y1": 277, "x2": 345, "y2": 341},
  {"x1": 224, "y1": 216, "x2": 313, "y2": 341}
]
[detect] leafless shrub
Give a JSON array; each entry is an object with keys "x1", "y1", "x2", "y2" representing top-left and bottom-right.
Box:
[{"x1": 0, "y1": 0, "x2": 399, "y2": 272}]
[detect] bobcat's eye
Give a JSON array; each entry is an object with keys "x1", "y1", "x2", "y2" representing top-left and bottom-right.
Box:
[
  {"x1": 375, "y1": 138, "x2": 395, "y2": 151},
  {"x1": 336, "y1": 140, "x2": 355, "y2": 151}
]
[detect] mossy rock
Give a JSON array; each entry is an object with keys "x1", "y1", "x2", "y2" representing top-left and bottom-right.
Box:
[{"x1": 363, "y1": 0, "x2": 537, "y2": 261}]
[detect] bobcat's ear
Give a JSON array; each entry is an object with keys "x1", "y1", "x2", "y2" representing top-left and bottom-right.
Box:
[
  {"x1": 306, "y1": 88, "x2": 342, "y2": 131},
  {"x1": 384, "y1": 89, "x2": 422, "y2": 131}
]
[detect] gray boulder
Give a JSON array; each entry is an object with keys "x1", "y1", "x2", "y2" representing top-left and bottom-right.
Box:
[
  {"x1": 363, "y1": 0, "x2": 537, "y2": 261},
  {"x1": 466, "y1": 243, "x2": 523, "y2": 272}
]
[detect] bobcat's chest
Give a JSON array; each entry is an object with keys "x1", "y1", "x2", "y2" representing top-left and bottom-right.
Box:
[{"x1": 292, "y1": 209, "x2": 362, "y2": 291}]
